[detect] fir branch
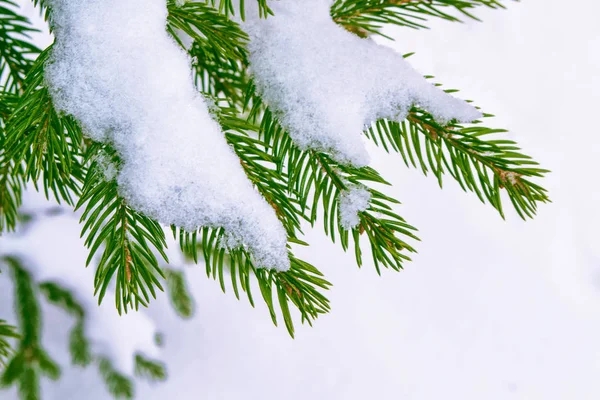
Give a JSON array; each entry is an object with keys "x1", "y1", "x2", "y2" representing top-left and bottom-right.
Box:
[
  {"x1": 0, "y1": 90, "x2": 24, "y2": 232},
  {"x1": 38, "y1": 282, "x2": 93, "y2": 366},
  {"x1": 39, "y1": 282, "x2": 85, "y2": 318},
  {"x1": 134, "y1": 354, "x2": 167, "y2": 383},
  {"x1": 0, "y1": 0, "x2": 41, "y2": 93},
  {"x1": 164, "y1": 268, "x2": 195, "y2": 319},
  {"x1": 331, "y1": 0, "x2": 508, "y2": 36},
  {"x1": 98, "y1": 358, "x2": 134, "y2": 400},
  {"x1": 218, "y1": 109, "x2": 306, "y2": 237},
  {"x1": 77, "y1": 154, "x2": 169, "y2": 314},
  {"x1": 367, "y1": 108, "x2": 550, "y2": 219},
  {"x1": 0, "y1": 320, "x2": 19, "y2": 369},
  {"x1": 168, "y1": 1, "x2": 249, "y2": 60},
  {"x1": 3, "y1": 48, "x2": 86, "y2": 207},
  {"x1": 175, "y1": 226, "x2": 331, "y2": 337},
  {"x1": 168, "y1": 104, "x2": 330, "y2": 336},
  {"x1": 167, "y1": 2, "x2": 250, "y2": 106},
  {"x1": 305, "y1": 151, "x2": 419, "y2": 273},
  {"x1": 204, "y1": 0, "x2": 272, "y2": 20},
  {"x1": 248, "y1": 97, "x2": 420, "y2": 273},
  {"x1": 0, "y1": 257, "x2": 61, "y2": 400}
]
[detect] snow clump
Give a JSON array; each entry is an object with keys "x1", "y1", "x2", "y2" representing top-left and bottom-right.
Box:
[
  {"x1": 243, "y1": 0, "x2": 482, "y2": 167},
  {"x1": 44, "y1": 0, "x2": 289, "y2": 270},
  {"x1": 338, "y1": 185, "x2": 371, "y2": 230}
]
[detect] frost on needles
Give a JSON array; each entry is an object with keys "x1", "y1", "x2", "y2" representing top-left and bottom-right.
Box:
[
  {"x1": 44, "y1": 0, "x2": 290, "y2": 271},
  {"x1": 243, "y1": 0, "x2": 482, "y2": 167}
]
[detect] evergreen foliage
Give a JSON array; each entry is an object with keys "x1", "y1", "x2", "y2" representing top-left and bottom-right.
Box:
[
  {"x1": 164, "y1": 268, "x2": 195, "y2": 319},
  {"x1": 0, "y1": 0, "x2": 547, "y2": 398},
  {"x1": 0, "y1": 257, "x2": 61, "y2": 400},
  {"x1": 0, "y1": 320, "x2": 19, "y2": 368}
]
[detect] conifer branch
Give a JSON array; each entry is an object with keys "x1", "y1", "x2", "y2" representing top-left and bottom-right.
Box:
[
  {"x1": 3, "y1": 49, "x2": 85, "y2": 207},
  {"x1": 167, "y1": 1, "x2": 249, "y2": 105},
  {"x1": 38, "y1": 282, "x2": 93, "y2": 366},
  {"x1": 134, "y1": 354, "x2": 167, "y2": 383},
  {"x1": 331, "y1": 0, "x2": 508, "y2": 36},
  {"x1": 175, "y1": 225, "x2": 331, "y2": 337},
  {"x1": 0, "y1": 1, "x2": 37, "y2": 233},
  {"x1": 247, "y1": 96, "x2": 420, "y2": 273},
  {"x1": 38, "y1": 279, "x2": 158, "y2": 397},
  {"x1": 77, "y1": 153, "x2": 169, "y2": 314},
  {"x1": 174, "y1": 3, "x2": 418, "y2": 277},
  {"x1": 0, "y1": 257, "x2": 61, "y2": 400},
  {"x1": 367, "y1": 108, "x2": 550, "y2": 219},
  {"x1": 206, "y1": 0, "x2": 272, "y2": 20},
  {"x1": 0, "y1": 93, "x2": 24, "y2": 232},
  {"x1": 164, "y1": 268, "x2": 195, "y2": 319},
  {"x1": 98, "y1": 358, "x2": 134, "y2": 399},
  {"x1": 0, "y1": 0, "x2": 40, "y2": 93},
  {"x1": 0, "y1": 320, "x2": 19, "y2": 369}
]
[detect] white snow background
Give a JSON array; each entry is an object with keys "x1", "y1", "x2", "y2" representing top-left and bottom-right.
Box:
[{"x1": 1, "y1": 0, "x2": 600, "y2": 398}]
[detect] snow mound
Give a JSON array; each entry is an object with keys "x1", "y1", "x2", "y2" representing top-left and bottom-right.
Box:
[
  {"x1": 45, "y1": 0, "x2": 289, "y2": 270},
  {"x1": 338, "y1": 185, "x2": 371, "y2": 230},
  {"x1": 243, "y1": 0, "x2": 481, "y2": 167}
]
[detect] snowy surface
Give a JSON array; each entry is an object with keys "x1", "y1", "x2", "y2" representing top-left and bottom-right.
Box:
[
  {"x1": 338, "y1": 185, "x2": 371, "y2": 230},
  {"x1": 45, "y1": 0, "x2": 289, "y2": 270},
  {"x1": 243, "y1": 0, "x2": 480, "y2": 167},
  {"x1": 2, "y1": 0, "x2": 600, "y2": 399}
]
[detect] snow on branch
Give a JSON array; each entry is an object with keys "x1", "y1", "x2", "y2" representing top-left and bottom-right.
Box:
[
  {"x1": 44, "y1": 0, "x2": 290, "y2": 271},
  {"x1": 338, "y1": 184, "x2": 372, "y2": 230},
  {"x1": 242, "y1": 0, "x2": 481, "y2": 167}
]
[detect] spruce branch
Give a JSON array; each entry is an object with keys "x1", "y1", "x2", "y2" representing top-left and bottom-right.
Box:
[
  {"x1": 77, "y1": 153, "x2": 169, "y2": 314},
  {"x1": 168, "y1": 1, "x2": 249, "y2": 60},
  {"x1": 0, "y1": 91, "x2": 24, "y2": 232},
  {"x1": 246, "y1": 94, "x2": 420, "y2": 274},
  {"x1": 30, "y1": 0, "x2": 53, "y2": 29},
  {"x1": 167, "y1": 1, "x2": 250, "y2": 105},
  {"x1": 306, "y1": 151, "x2": 420, "y2": 273},
  {"x1": 331, "y1": 0, "x2": 508, "y2": 36},
  {"x1": 164, "y1": 268, "x2": 195, "y2": 319},
  {"x1": 168, "y1": 107, "x2": 331, "y2": 337},
  {"x1": 0, "y1": 257, "x2": 61, "y2": 400},
  {"x1": 38, "y1": 282, "x2": 93, "y2": 367},
  {"x1": 217, "y1": 108, "x2": 307, "y2": 237},
  {"x1": 366, "y1": 108, "x2": 550, "y2": 219},
  {"x1": 0, "y1": 0, "x2": 39, "y2": 234},
  {"x1": 38, "y1": 280, "x2": 158, "y2": 396},
  {"x1": 0, "y1": 0, "x2": 548, "y2": 352},
  {"x1": 0, "y1": 0, "x2": 41, "y2": 93},
  {"x1": 98, "y1": 358, "x2": 134, "y2": 400},
  {"x1": 0, "y1": 320, "x2": 19, "y2": 369},
  {"x1": 3, "y1": 49, "x2": 85, "y2": 207},
  {"x1": 134, "y1": 354, "x2": 167, "y2": 383},
  {"x1": 206, "y1": 0, "x2": 272, "y2": 20},
  {"x1": 174, "y1": 226, "x2": 331, "y2": 337}
]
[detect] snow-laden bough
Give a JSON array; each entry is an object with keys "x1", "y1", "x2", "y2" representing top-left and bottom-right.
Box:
[
  {"x1": 243, "y1": 0, "x2": 482, "y2": 167},
  {"x1": 45, "y1": 0, "x2": 290, "y2": 270}
]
